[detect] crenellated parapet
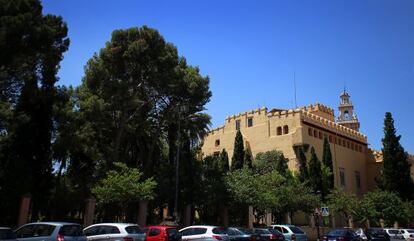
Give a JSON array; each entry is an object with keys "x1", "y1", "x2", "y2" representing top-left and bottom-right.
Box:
[
  {"x1": 301, "y1": 103, "x2": 335, "y2": 116},
  {"x1": 224, "y1": 107, "x2": 268, "y2": 122},
  {"x1": 209, "y1": 125, "x2": 225, "y2": 135},
  {"x1": 266, "y1": 108, "x2": 301, "y2": 118},
  {"x1": 301, "y1": 109, "x2": 367, "y2": 143}
]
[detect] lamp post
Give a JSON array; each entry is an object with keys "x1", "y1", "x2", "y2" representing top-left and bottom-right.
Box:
[
  {"x1": 314, "y1": 190, "x2": 322, "y2": 241},
  {"x1": 174, "y1": 104, "x2": 187, "y2": 222}
]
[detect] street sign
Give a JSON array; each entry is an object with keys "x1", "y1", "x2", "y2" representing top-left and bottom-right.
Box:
[{"x1": 321, "y1": 207, "x2": 329, "y2": 217}]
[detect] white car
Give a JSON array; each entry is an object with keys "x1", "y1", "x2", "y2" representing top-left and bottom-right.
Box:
[
  {"x1": 269, "y1": 225, "x2": 308, "y2": 241},
  {"x1": 384, "y1": 229, "x2": 404, "y2": 241},
  {"x1": 399, "y1": 229, "x2": 414, "y2": 241},
  {"x1": 179, "y1": 225, "x2": 229, "y2": 241},
  {"x1": 83, "y1": 223, "x2": 145, "y2": 241}
]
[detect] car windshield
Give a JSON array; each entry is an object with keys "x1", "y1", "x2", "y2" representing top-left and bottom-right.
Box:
[
  {"x1": 407, "y1": 230, "x2": 414, "y2": 234},
  {"x1": 125, "y1": 226, "x2": 143, "y2": 234},
  {"x1": 268, "y1": 229, "x2": 282, "y2": 235},
  {"x1": 256, "y1": 229, "x2": 271, "y2": 234},
  {"x1": 328, "y1": 230, "x2": 348, "y2": 236},
  {"x1": 290, "y1": 227, "x2": 304, "y2": 234},
  {"x1": 368, "y1": 229, "x2": 387, "y2": 235},
  {"x1": 388, "y1": 230, "x2": 400, "y2": 234},
  {"x1": 59, "y1": 225, "x2": 83, "y2": 237},
  {"x1": 0, "y1": 229, "x2": 16, "y2": 240},
  {"x1": 213, "y1": 228, "x2": 227, "y2": 235},
  {"x1": 238, "y1": 228, "x2": 253, "y2": 235}
]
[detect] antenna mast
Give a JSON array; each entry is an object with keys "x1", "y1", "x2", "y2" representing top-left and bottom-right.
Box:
[{"x1": 294, "y1": 70, "x2": 297, "y2": 108}]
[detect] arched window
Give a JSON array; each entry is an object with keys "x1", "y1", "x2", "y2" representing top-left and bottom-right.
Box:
[
  {"x1": 344, "y1": 110, "x2": 350, "y2": 120},
  {"x1": 283, "y1": 125, "x2": 289, "y2": 134},
  {"x1": 277, "y1": 126, "x2": 282, "y2": 135},
  {"x1": 308, "y1": 128, "x2": 313, "y2": 136}
]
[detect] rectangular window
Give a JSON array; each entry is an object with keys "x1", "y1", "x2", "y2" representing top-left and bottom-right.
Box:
[
  {"x1": 329, "y1": 135, "x2": 333, "y2": 143},
  {"x1": 247, "y1": 117, "x2": 253, "y2": 127},
  {"x1": 340, "y1": 168, "x2": 346, "y2": 187},
  {"x1": 355, "y1": 171, "x2": 361, "y2": 190},
  {"x1": 213, "y1": 151, "x2": 220, "y2": 157},
  {"x1": 215, "y1": 139, "x2": 220, "y2": 147},
  {"x1": 235, "y1": 120, "x2": 241, "y2": 130},
  {"x1": 308, "y1": 128, "x2": 313, "y2": 136},
  {"x1": 277, "y1": 126, "x2": 282, "y2": 135}
]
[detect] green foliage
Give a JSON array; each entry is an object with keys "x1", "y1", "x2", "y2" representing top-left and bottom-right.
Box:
[
  {"x1": 219, "y1": 149, "x2": 230, "y2": 172},
  {"x1": 92, "y1": 162, "x2": 157, "y2": 206},
  {"x1": 0, "y1": 0, "x2": 69, "y2": 223},
  {"x1": 308, "y1": 147, "x2": 323, "y2": 196},
  {"x1": 244, "y1": 146, "x2": 253, "y2": 169},
  {"x1": 378, "y1": 112, "x2": 413, "y2": 200},
  {"x1": 322, "y1": 138, "x2": 334, "y2": 190},
  {"x1": 359, "y1": 190, "x2": 405, "y2": 227},
  {"x1": 255, "y1": 150, "x2": 288, "y2": 175},
  {"x1": 326, "y1": 189, "x2": 359, "y2": 220},
  {"x1": 297, "y1": 146, "x2": 309, "y2": 183},
  {"x1": 231, "y1": 130, "x2": 245, "y2": 170}
]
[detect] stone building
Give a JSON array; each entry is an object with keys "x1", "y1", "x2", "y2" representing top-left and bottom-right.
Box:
[{"x1": 201, "y1": 90, "x2": 413, "y2": 194}]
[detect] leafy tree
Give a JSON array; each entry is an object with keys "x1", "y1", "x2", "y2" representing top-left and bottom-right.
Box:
[
  {"x1": 231, "y1": 130, "x2": 245, "y2": 170},
  {"x1": 359, "y1": 190, "x2": 405, "y2": 227},
  {"x1": 326, "y1": 189, "x2": 359, "y2": 222},
  {"x1": 255, "y1": 150, "x2": 288, "y2": 175},
  {"x1": 322, "y1": 138, "x2": 334, "y2": 190},
  {"x1": 308, "y1": 147, "x2": 323, "y2": 197},
  {"x1": 244, "y1": 146, "x2": 253, "y2": 169},
  {"x1": 378, "y1": 112, "x2": 413, "y2": 200},
  {"x1": 92, "y1": 162, "x2": 157, "y2": 220},
  {"x1": 0, "y1": 0, "x2": 69, "y2": 223},
  {"x1": 219, "y1": 149, "x2": 230, "y2": 172}
]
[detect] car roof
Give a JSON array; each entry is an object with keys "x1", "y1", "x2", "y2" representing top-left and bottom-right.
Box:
[
  {"x1": 85, "y1": 223, "x2": 138, "y2": 229},
  {"x1": 20, "y1": 222, "x2": 80, "y2": 226},
  {"x1": 145, "y1": 226, "x2": 176, "y2": 229}
]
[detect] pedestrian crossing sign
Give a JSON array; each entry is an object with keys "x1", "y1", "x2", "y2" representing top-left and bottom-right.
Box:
[{"x1": 321, "y1": 207, "x2": 329, "y2": 216}]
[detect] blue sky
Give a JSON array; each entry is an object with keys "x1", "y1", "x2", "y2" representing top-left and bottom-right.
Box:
[{"x1": 41, "y1": 0, "x2": 414, "y2": 152}]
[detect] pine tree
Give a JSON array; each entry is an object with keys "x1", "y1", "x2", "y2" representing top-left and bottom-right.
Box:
[
  {"x1": 308, "y1": 147, "x2": 323, "y2": 197},
  {"x1": 231, "y1": 130, "x2": 245, "y2": 170},
  {"x1": 322, "y1": 137, "x2": 334, "y2": 190},
  {"x1": 219, "y1": 149, "x2": 230, "y2": 173},
  {"x1": 379, "y1": 112, "x2": 413, "y2": 200},
  {"x1": 244, "y1": 146, "x2": 253, "y2": 169}
]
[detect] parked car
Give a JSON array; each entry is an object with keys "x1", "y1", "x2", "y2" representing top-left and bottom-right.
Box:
[
  {"x1": 252, "y1": 228, "x2": 284, "y2": 241},
  {"x1": 384, "y1": 229, "x2": 404, "y2": 241},
  {"x1": 322, "y1": 228, "x2": 361, "y2": 241},
  {"x1": 179, "y1": 225, "x2": 229, "y2": 241},
  {"x1": 0, "y1": 227, "x2": 17, "y2": 241},
  {"x1": 142, "y1": 226, "x2": 180, "y2": 241},
  {"x1": 399, "y1": 229, "x2": 414, "y2": 241},
  {"x1": 83, "y1": 223, "x2": 145, "y2": 241},
  {"x1": 225, "y1": 227, "x2": 257, "y2": 241},
  {"x1": 14, "y1": 222, "x2": 86, "y2": 241},
  {"x1": 364, "y1": 228, "x2": 390, "y2": 241},
  {"x1": 355, "y1": 229, "x2": 367, "y2": 240},
  {"x1": 269, "y1": 225, "x2": 307, "y2": 241}
]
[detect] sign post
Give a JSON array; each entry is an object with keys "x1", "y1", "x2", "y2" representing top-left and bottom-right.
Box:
[{"x1": 321, "y1": 207, "x2": 329, "y2": 217}]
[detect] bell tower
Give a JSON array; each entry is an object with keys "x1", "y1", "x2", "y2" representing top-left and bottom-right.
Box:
[{"x1": 337, "y1": 88, "x2": 360, "y2": 131}]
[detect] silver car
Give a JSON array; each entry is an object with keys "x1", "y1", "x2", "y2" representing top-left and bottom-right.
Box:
[
  {"x1": 269, "y1": 225, "x2": 307, "y2": 241},
  {"x1": 179, "y1": 225, "x2": 229, "y2": 241},
  {"x1": 15, "y1": 222, "x2": 86, "y2": 241},
  {"x1": 0, "y1": 227, "x2": 17, "y2": 241},
  {"x1": 83, "y1": 223, "x2": 145, "y2": 241}
]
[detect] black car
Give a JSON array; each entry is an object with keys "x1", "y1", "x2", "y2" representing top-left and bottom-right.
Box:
[
  {"x1": 252, "y1": 229, "x2": 284, "y2": 241},
  {"x1": 364, "y1": 228, "x2": 390, "y2": 241},
  {"x1": 322, "y1": 228, "x2": 361, "y2": 241},
  {"x1": 226, "y1": 227, "x2": 257, "y2": 241}
]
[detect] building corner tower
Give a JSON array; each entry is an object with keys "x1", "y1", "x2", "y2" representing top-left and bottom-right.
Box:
[{"x1": 337, "y1": 88, "x2": 360, "y2": 131}]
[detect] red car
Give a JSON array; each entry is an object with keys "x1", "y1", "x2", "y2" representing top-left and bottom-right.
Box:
[{"x1": 143, "y1": 226, "x2": 181, "y2": 241}]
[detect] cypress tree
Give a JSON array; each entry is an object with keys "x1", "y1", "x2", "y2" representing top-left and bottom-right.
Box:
[
  {"x1": 231, "y1": 130, "x2": 245, "y2": 170},
  {"x1": 379, "y1": 112, "x2": 413, "y2": 200},
  {"x1": 298, "y1": 147, "x2": 309, "y2": 183},
  {"x1": 322, "y1": 137, "x2": 334, "y2": 189},
  {"x1": 244, "y1": 146, "x2": 253, "y2": 169},
  {"x1": 276, "y1": 152, "x2": 289, "y2": 176},
  {"x1": 219, "y1": 149, "x2": 230, "y2": 173},
  {"x1": 308, "y1": 147, "x2": 323, "y2": 196}
]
